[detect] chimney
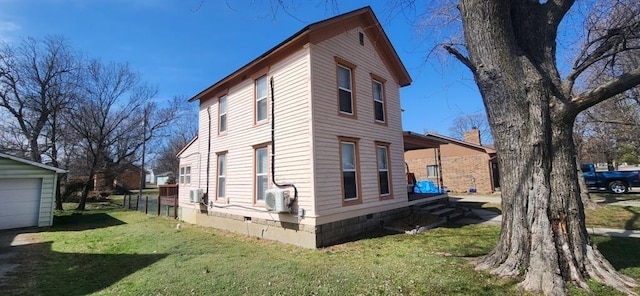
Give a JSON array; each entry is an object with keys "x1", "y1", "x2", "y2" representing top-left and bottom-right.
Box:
[{"x1": 463, "y1": 128, "x2": 481, "y2": 145}]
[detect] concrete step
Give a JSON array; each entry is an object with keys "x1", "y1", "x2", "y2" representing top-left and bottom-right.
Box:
[
  {"x1": 431, "y1": 207, "x2": 455, "y2": 217},
  {"x1": 446, "y1": 211, "x2": 464, "y2": 222},
  {"x1": 421, "y1": 204, "x2": 446, "y2": 212}
]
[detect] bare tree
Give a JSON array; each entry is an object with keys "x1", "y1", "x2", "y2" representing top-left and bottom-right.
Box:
[
  {"x1": 434, "y1": 0, "x2": 640, "y2": 294},
  {"x1": 447, "y1": 112, "x2": 493, "y2": 144},
  {"x1": 576, "y1": 46, "x2": 640, "y2": 168},
  {"x1": 0, "y1": 36, "x2": 80, "y2": 163},
  {"x1": 153, "y1": 103, "x2": 198, "y2": 176},
  {"x1": 67, "y1": 60, "x2": 158, "y2": 210}
]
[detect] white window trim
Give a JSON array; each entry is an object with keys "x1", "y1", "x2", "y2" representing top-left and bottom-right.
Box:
[{"x1": 180, "y1": 165, "x2": 191, "y2": 184}]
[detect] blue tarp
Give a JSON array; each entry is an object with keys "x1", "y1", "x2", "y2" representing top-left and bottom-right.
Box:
[{"x1": 413, "y1": 180, "x2": 443, "y2": 194}]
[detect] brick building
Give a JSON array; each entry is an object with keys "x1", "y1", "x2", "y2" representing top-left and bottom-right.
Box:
[
  {"x1": 405, "y1": 129, "x2": 499, "y2": 193},
  {"x1": 94, "y1": 163, "x2": 142, "y2": 191}
]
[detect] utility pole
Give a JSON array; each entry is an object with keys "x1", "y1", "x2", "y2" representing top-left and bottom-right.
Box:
[{"x1": 138, "y1": 113, "x2": 147, "y2": 199}]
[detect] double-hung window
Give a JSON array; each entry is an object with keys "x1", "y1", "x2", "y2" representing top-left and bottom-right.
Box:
[
  {"x1": 217, "y1": 153, "x2": 226, "y2": 200},
  {"x1": 376, "y1": 144, "x2": 391, "y2": 197},
  {"x1": 180, "y1": 166, "x2": 191, "y2": 184},
  {"x1": 338, "y1": 65, "x2": 353, "y2": 114},
  {"x1": 255, "y1": 76, "x2": 268, "y2": 123},
  {"x1": 336, "y1": 57, "x2": 356, "y2": 117},
  {"x1": 339, "y1": 137, "x2": 361, "y2": 204},
  {"x1": 372, "y1": 79, "x2": 385, "y2": 122},
  {"x1": 255, "y1": 146, "x2": 268, "y2": 202},
  {"x1": 219, "y1": 95, "x2": 227, "y2": 133}
]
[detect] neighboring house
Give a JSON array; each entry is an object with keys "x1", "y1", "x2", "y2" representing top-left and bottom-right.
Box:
[
  {"x1": 94, "y1": 163, "x2": 142, "y2": 191},
  {"x1": 146, "y1": 168, "x2": 155, "y2": 184},
  {"x1": 0, "y1": 152, "x2": 65, "y2": 230},
  {"x1": 405, "y1": 129, "x2": 499, "y2": 193},
  {"x1": 155, "y1": 171, "x2": 176, "y2": 185},
  {"x1": 177, "y1": 6, "x2": 444, "y2": 248}
]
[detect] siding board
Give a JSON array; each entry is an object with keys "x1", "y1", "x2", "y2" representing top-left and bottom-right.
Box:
[
  {"x1": 0, "y1": 157, "x2": 58, "y2": 228},
  {"x1": 311, "y1": 27, "x2": 406, "y2": 216}
]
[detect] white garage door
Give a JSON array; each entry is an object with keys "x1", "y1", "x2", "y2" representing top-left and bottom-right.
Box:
[{"x1": 0, "y1": 178, "x2": 42, "y2": 230}]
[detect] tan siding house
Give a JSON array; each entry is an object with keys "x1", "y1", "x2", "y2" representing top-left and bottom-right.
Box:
[
  {"x1": 405, "y1": 129, "x2": 499, "y2": 194},
  {"x1": 177, "y1": 6, "x2": 439, "y2": 248}
]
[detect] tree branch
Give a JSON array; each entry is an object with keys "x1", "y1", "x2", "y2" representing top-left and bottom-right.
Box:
[
  {"x1": 443, "y1": 44, "x2": 476, "y2": 73},
  {"x1": 572, "y1": 66, "x2": 640, "y2": 111},
  {"x1": 544, "y1": 0, "x2": 575, "y2": 29}
]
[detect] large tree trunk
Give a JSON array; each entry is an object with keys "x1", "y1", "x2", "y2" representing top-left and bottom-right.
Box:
[{"x1": 458, "y1": 0, "x2": 638, "y2": 294}]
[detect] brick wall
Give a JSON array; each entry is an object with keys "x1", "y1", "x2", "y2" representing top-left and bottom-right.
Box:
[{"x1": 405, "y1": 147, "x2": 494, "y2": 193}]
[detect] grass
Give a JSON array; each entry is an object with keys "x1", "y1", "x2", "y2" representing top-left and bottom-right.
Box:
[{"x1": 1, "y1": 200, "x2": 639, "y2": 295}]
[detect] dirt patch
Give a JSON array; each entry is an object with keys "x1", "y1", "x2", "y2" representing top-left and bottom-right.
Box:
[{"x1": 390, "y1": 213, "x2": 441, "y2": 231}]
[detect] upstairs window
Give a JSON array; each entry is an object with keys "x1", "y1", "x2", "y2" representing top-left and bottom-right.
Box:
[
  {"x1": 335, "y1": 57, "x2": 357, "y2": 117},
  {"x1": 372, "y1": 80, "x2": 385, "y2": 122},
  {"x1": 255, "y1": 75, "x2": 268, "y2": 123},
  {"x1": 219, "y1": 95, "x2": 227, "y2": 133},
  {"x1": 338, "y1": 65, "x2": 353, "y2": 114}
]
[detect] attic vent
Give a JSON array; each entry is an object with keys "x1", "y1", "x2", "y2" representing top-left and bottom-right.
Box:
[{"x1": 359, "y1": 32, "x2": 364, "y2": 46}]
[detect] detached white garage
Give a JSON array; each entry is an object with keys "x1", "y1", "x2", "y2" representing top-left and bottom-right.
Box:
[{"x1": 0, "y1": 153, "x2": 65, "y2": 230}]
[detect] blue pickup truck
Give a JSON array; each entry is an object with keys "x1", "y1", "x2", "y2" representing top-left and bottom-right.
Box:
[{"x1": 581, "y1": 163, "x2": 640, "y2": 194}]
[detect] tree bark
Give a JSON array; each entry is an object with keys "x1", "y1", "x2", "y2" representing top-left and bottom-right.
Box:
[{"x1": 458, "y1": 0, "x2": 638, "y2": 294}]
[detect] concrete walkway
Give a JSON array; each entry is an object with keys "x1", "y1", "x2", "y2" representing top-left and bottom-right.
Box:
[{"x1": 448, "y1": 194, "x2": 640, "y2": 238}]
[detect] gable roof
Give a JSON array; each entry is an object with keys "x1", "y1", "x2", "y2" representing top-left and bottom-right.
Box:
[
  {"x1": 0, "y1": 152, "x2": 66, "y2": 173},
  {"x1": 424, "y1": 133, "x2": 496, "y2": 155},
  {"x1": 176, "y1": 135, "x2": 198, "y2": 157},
  {"x1": 189, "y1": 6, "x2": 411, "y2": 103}
]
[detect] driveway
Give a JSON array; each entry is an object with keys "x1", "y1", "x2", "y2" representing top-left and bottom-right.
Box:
[{"x1": 0, "y1": 229, "x2": 41, "y2": 284}]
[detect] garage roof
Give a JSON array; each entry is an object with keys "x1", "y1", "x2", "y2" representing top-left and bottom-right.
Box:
[{"x1": 0, "y1": 153, "x2": 66, "y2": 173}]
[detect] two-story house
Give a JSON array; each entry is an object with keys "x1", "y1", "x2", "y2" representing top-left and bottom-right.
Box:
[{"x1": 177, "y1": 6, "x2": 443, "y2": 248}]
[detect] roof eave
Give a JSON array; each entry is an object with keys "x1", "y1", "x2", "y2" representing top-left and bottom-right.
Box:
[
  {"x1": 188, "y1": 6, "x2": 412, "y2": 102},
  {"x1": 0, "y1": 152, "x2": 67, "y2": 173}
]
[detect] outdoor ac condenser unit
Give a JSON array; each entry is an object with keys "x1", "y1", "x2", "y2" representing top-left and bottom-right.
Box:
[
  {"x1": 189, "y1": 189, "x2": 203, "y2": 203},
  {"x1": 265, "y1": 188, "x2": 290, "y2": 212}
]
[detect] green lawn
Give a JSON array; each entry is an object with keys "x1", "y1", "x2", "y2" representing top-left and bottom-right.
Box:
[{"x1": 1, "y1": 201, "x2": 639, "y2": 295}]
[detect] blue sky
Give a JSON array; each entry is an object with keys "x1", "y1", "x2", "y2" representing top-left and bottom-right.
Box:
[{"x1": 0, "y1": 0, "x2": 485, "y2": 135}]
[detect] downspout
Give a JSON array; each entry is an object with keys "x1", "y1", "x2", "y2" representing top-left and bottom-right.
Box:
[
  {"x1": 436, "y1": 147, "x2": 444, "y2": 192},
  {"x1": 203, "y1": 106, "x2": 212, "y2": 211},
  {"x1": 270, "y1": 77, "x2": 298, "y2": 210}
]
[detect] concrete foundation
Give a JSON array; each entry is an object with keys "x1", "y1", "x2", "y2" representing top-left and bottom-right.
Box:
[{"x1": 179, "y1": 205, "x2": 413, "y2": 248}]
